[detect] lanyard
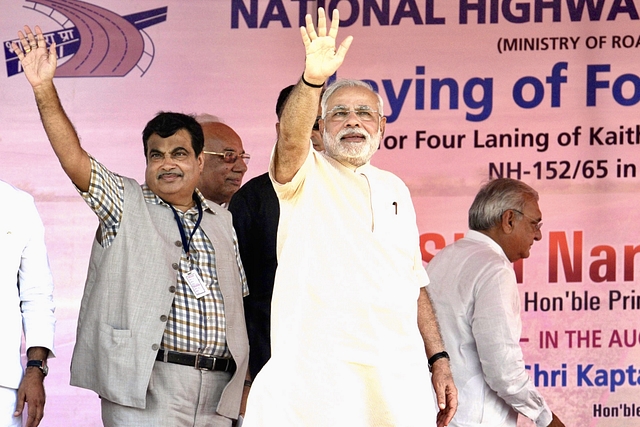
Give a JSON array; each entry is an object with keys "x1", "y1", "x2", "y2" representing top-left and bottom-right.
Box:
[{"x1": 169, "y1": 197, "x2": 203, "y2": 260}]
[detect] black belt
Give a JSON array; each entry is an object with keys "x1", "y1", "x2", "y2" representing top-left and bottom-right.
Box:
[{"x1": 156, "y1": 349, "x2": 236, "y2": 373}]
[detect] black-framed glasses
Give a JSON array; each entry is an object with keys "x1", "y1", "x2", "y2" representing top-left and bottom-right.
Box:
[
  {"x1": 203, "y1": 150, "x2": 250, "y2": 165},
  {"x1": 510, "y1": 209, "x2": 542, "y2": 231}
]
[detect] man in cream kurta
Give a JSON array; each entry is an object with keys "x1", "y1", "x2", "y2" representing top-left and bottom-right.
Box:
[
  {"x1": 243, "y1": 8, "x2": 457, "y2": 427},
  {"x1": 246, "y1": 147, "x2": 435, "y2": 426}
]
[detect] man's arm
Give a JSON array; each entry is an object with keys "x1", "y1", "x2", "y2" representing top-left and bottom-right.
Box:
[
  {"x1": 472, "y1": 268, "x2": 557, "y2": 427},
  {"x1": 13, "y1": 192, "x2": 55, "y2": 427},
  {"x1": 12, "y1": 25, "x2": 91, "y2": 191},
  {"x1": 418, "y1": 287, "x2": 458, "y2": 427},
  {"x1": 14, "y1": 347, "x2": 50, "y2": 427},
  {"x1": 273, "y1": 8, "x2": 352, "y2": 184}
]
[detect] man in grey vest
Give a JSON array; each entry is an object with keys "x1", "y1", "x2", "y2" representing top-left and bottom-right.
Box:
[{"x1": 13, "y1": 26, "x2": 249, "y2": 427}]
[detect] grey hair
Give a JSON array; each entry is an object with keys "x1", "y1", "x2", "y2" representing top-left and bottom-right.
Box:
[
  {"x1": 468, "y1": 178, "x2": 539, "y2": 231},
  {"x1": 195, "y1": 114, "x2": 224, "y2": 124},
  {"x1": 321, "y1": 79, "x2": 384, "y2": 119}
]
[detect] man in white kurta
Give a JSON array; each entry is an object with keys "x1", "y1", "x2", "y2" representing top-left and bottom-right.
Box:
[
  {"x1": 427, "y1": 179, "x2": 565, "y2": 427},
  {"x1": 243, "y1": 8, "x2": 457, "y2": 427},
  {"x1": 0, "y1": 179, "x2": 55, "y2": 427}
]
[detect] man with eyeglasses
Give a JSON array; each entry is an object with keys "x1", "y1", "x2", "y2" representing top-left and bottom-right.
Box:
[
  {"x1": 197, "y1": 117, "x2": 250, "y2": 207},
  {"x1": 242, "y1": 8, "x2": 457, "y2": 427},
  {"x1": 427, "y1": 178, "x2": 565, "y2": 427},
  {"x1": 13, "y1": 26, "x2": 248, "y2": 426}
]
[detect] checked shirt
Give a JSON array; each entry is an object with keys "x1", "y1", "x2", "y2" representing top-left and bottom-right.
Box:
[{"x1": 79, "y1": 157, "x2": 247, "y2": 357}]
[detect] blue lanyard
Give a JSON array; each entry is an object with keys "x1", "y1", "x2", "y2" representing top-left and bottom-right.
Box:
[{"x1": 169, "y1": 197, "x2": 203, "y2": 259}]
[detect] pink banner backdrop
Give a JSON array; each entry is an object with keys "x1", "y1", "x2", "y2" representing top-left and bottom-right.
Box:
[{"x1": 2, "y1": 1, "x2": 639, "y2": 425}]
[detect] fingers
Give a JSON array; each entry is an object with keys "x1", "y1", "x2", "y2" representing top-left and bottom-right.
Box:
[
  {"x1": 316, "y1": 7, "x2": 327, "y2": 37},
  {"x1": 335, "y1": 35, "x2": 353, "y2": 60},
  {"x1": 13, "y1": 390, "x2": 25, "y2": 417},
  {"x1": 24, "y1": 26, "x2": 38, "y2": 50},
  {"x1": 35, "y1": 25, "x2": 46, "y2": 49},
  {"x1": 12, "y1": 25, "x2": 55, "y2": 62},
  {"x1": 48, "y1": 40, "x2": 58, "y2": 62},
  {"x1": 17, "y1": 26, "x2": 31, "y2": 53},
  {"x1": 26, "y1": 400, "x2": 45, "y2": 427},
  {"x1": 304, "y1": 12, "x2": 318, "y2": 41},
  {"x1": 437, "y1": 386, "x2": 458, "y2": 427},
  {"x1": 300, "y1": 26, "x2": 311, "y2": 48},
  {"x1": 303, "y1": 8, "x2": 338, "y2": 41},
  {"x1": 13, "y1": 25, "x2": 40, "y2": 55},
  {"x1": 328, "y1": 8, "x2": 340, "y2": 39},
  {"x1": 11, "y1": 41, "x2": 24, "y2": 59}
]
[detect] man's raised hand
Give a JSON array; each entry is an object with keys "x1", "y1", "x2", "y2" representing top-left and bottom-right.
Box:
[
  {"x1": 11, "y1": 25, "x2": 57, "y2": 89},
  {"x1": 300, "y1": 8, "x2": 353, "y2": 85}
]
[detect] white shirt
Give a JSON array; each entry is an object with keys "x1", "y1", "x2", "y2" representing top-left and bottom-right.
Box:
[
  {"x1": 243, "y1": 148, "x2": 436, "y2": 426},
  {"x1": 0, "y1": 180, "x2": 55, "y2": 389},
  {"x1": 427, "y1": 230, "x2": 552, "y2": 427}
]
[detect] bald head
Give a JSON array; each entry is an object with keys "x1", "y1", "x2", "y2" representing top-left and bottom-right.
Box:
[{"x1": 198, "y1": 121, "x2": 248, "y2": 205}]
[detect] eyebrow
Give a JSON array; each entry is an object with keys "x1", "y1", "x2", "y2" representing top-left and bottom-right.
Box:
[
  {"x1": 148, "y1": 146, "x2": 190, "y2": 155},
  {"x1": 330, "y1": 104, "x2": 375, "y2": 109}
]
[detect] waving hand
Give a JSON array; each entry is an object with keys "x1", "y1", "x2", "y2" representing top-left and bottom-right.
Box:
[
  {"x1": 300, "y1": 8, "x2": 353, "y2": 86},
  {"x1": 11, "y1": 25, "x2": 57, "y2": 89}
]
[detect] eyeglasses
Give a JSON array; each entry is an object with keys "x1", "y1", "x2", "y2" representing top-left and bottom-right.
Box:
[
  {"x1": 324, "y1": 106, "x2": 381, "y2": 123},
  {"x1": 511, "y1": 209, "x2": 542, "y2": 231},
  {"x1": 312, "y1": 116, "x2": 321, "y2": 131},
  {"x1": 203, "y1": 150, "x2": 250, "y2": 165}
]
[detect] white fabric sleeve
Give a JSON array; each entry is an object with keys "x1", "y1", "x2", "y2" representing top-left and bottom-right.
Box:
[
  {"x1": 19, "y1": 194, "x2": 56, "y2": 358},
  {"x1": 472, "y1": 266, "x2": 552, "y2": 426},
  {"x1": 268, "y1": 141, "x2": 314, "y2": 201}
]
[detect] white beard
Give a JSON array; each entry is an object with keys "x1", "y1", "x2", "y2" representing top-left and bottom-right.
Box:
[{"x1": 323, "y1": 127, "x2": 381, "y2": 167}]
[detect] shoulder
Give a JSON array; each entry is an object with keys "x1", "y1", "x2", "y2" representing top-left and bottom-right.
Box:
[
  {"x1": 234, "y1": 173, "x2": 273, "y2": 197},
  {"x1": 0, "y1": 180, "x2": 37, "y2": 212},
  {"x1": 230, "y1": 174, "x2": 278, "y2": 214},
  {"x1": 367, "y1": 165, "x2": 409, "y2": 190},
  {"x1": 207, "y1": 202, "x2": 232, "y2": 221}
]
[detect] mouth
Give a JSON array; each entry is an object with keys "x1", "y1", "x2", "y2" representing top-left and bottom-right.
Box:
[
  {"x1": 157, "y1": 171, "x2": 183, "y2": 181},
  {"x1": 340, "y1": 130, "x2": 367, "y2": 143}
]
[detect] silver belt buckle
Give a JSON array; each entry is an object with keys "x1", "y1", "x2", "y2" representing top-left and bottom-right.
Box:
[{"x1": 194, "y1": 353, "x2": 206, "y2": 370}]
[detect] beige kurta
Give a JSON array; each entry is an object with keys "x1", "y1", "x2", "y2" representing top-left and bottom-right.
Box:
[{"x1": 243, "y1": 148, "x2": 437, "y2": 426}]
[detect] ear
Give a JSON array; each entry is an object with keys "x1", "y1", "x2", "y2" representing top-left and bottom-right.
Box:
[
  {"x1": 275, "y1": 122, "x2": 280, "y2": 136},
  {"x1": 501, "y1": 209, "x2": 516, "y2": 234},
  {"x1": 319, "y1": 118, "x2": 325, "y2": 134},
  {"x1": 197, "y1": 152, "x2": 204, "y2": 172},
  {"x1": 379, "y1": 116, "x2": 387, "y2": 137}
]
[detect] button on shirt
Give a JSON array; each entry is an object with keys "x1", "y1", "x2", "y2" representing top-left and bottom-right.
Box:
[
  {"x1": 427, "y1": 230, "x2": 552, "y2": 427},
  {"x1": 80, "y1": 157, "x2": 247, "y2": 357}
]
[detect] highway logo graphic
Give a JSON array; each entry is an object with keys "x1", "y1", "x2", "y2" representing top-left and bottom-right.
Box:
[{"x1": 4, "y1": 0, "x2": 167, "y2": 77}]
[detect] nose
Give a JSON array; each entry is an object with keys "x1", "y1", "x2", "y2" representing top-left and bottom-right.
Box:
[
  {"x1": 234, "y1": 157, "x2": 248, "y2": 173},
  {"x1": 160, "y1": 153, "x2": 177, "y2": 168},
  {"x1": 534, "y1": 228, "x2": 542, "y2": 241},
  {"x1": 344, "y1": 111, "x2": 362, "y2": 127}
]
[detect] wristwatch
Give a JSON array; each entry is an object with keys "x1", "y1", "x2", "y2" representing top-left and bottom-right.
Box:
[{"x1": 26, "y1": 360, "x2": 48, "y2": 377}]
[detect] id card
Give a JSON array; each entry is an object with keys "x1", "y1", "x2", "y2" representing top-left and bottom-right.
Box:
[{"x1": 185, "y1": 269, "x2": 208, "y2": 298}]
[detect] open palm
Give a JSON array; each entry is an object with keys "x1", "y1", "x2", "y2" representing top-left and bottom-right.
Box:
[
  {"x1": 12, "y1": 25, "x2": 58, "y2": 89},
  {"x1": 300, "y1": 8, "x2": 353, "y2": 84}
]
